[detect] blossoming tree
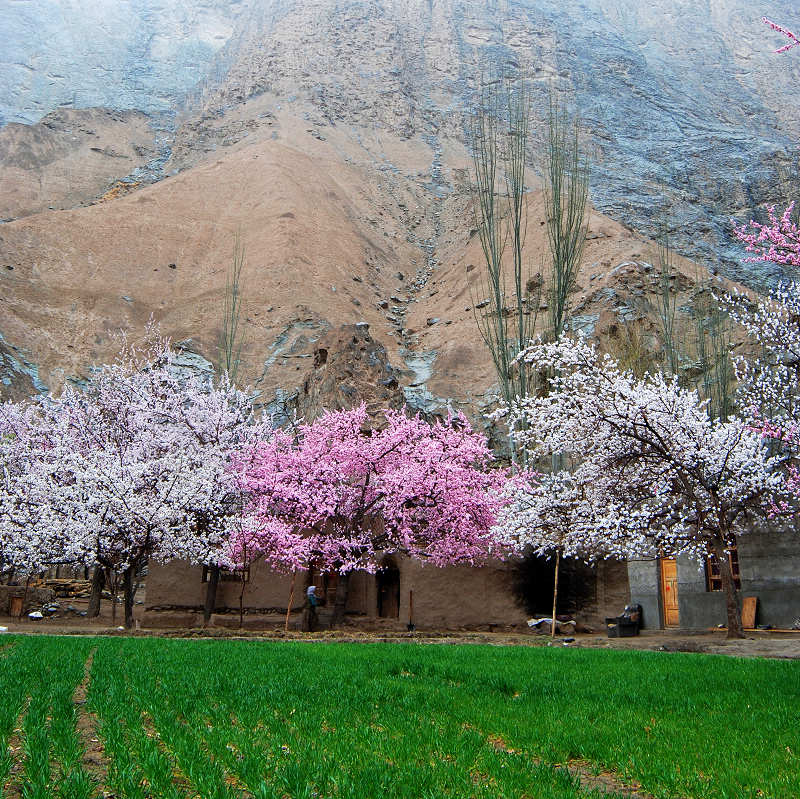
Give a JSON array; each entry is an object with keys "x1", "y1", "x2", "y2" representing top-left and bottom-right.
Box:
[
  {"x1": 0, "y1": 332, "x2": 268, "y2": 627},
  {"x1": 501, "y1": 337, "x2": 788, "y2": 638},
  {"x1": 0, "y1": 402, "x2": 88, "y2": 583},
  {"x1": 494, "y1": 468, "x2": 645, "y2": 636},
  {"x1": 238, "y1": 404, "x2": 506, "y2": 627}
]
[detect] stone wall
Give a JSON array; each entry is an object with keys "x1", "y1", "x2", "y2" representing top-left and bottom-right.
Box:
[
  {"x1": 628, "y1": 532, "x2": 800, "y2": 630},
  {"x1": 0, "y1": 585, "x2": 54, "y2": 615}
]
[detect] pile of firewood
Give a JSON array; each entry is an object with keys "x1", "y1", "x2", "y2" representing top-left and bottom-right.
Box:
[{"x1": 43, "y1": 579, "x2": 92, "y2": 599}]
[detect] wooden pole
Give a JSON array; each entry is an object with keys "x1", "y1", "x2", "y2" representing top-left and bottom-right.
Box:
[
  {"x1": 409, "y1": 589, "x2": 414, "y2": 629},
  {"x1": 21, "y1": 575, "x2": 31, "y2": 618},
  {"x1": 285, "y1": 570, "x2": 297, "y2": 632},
  {"x1": 551, "y1": 549, "x2": 561, "y2": 639}
]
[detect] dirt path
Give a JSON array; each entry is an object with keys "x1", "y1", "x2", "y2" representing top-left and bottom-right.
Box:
[
  {"x1": 72, "y1": 647, "x2": 113, "y2": 797},
  {"x1": 2, "y1": 698, "x2": 30, "y2": 799},
  {"x1": 486, "y1": 731, "x2": 657, "y2": 798},
  {"x1": 3, "y1": 615, "x2": 799, "y2": 660}
]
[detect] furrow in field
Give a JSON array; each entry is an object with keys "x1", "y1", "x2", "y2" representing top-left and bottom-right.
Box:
[
  {"x1": 167, "y1": 715, "x2": 253, "y2": 799},
  {"x1": 1, "y1": 697, "x2": 31, "y2": 799},
  {"x1": 484, "y1": 731, "x2": 655, "y2": 799},
  {"x1": 140, "y1": 710, "x2": 203, "y2": 798},
  {"x1": 73, "y1": 647, "x2": 110, "y2": 795}
]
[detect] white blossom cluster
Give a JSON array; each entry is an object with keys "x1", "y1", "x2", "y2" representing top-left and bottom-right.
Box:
[
  {"x1": 494, "y1": 469, "x2": 646, "y2": 563},
  {"x1": 495, "y1": 337, "x2": 788, "y2": 564},
  {"x1": 0, "y1": 332, "x2": 268, "y2": 579},
  {"x1": 726, "y1": 282, "x2": 800, "y2": 434}
]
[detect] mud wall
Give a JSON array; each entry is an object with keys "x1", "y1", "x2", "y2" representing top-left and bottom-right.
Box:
[{"x1": 145, "y1": 554, "x2": 630, "y2": 631}]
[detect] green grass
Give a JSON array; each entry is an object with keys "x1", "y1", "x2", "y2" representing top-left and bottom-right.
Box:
[{"x1": 0, "y1": 636, "x2": 798, "y2": 798}]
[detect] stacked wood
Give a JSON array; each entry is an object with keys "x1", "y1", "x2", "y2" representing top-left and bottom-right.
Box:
[{"x1": 43, "y1": 579, "x2": 92, "y2": 598}]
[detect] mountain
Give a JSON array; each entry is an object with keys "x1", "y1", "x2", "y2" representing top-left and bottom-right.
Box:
[{"x1": 1, "y1": 0, "x2": 795, "y2": 414}]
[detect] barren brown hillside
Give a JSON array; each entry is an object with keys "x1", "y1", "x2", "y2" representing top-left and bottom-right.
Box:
[{"x1": 0, "y1": 103, "x2": 734, "y2": 421}]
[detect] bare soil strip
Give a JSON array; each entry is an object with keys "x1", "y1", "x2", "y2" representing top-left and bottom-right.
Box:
[
  {"x1": 72, "y1": 647, "x2": 112, "y2": 796},
  {"x1": 140, "y1": 710, "x2": 196, "y2": 797},
  {"x1": 2, "y1": 697, "x2": 31, "y2": 799},
  {"x1": 486, "y1": 732, "x2": 658, "y2": 799},
  {"x1": 142, "y1": 711, "x2": 255, "y2": 799}
]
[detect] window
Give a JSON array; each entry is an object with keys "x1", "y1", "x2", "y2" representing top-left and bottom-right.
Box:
[
  {"x1": 705, "y1": 544, "x2": 741, "y2": 592},
  {"x1": 201, "y1": 565, "x2": 249, "y2": 583}
]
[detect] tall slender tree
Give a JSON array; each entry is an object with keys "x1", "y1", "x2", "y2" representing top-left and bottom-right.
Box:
[
  {"x1": 544, "y1": 96, "x2": 589, "y2": 344},
  {"x1": 469, "y1": 75, "x2": 537, "y2": 437}
]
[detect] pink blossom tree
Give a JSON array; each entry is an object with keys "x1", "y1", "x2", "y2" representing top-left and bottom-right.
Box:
[
  {"x1": 500, "y1": 337, "x2": 788, "y2": 638},
  {"x1": 238, "y1": 404, "x2": 506, "y2": 627}
]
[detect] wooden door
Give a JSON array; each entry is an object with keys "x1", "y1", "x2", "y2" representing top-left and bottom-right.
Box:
[
  {"x1": 660, "y1": 558, "x2": 679, "y2": 627},
  {"x1": 377, "y1": 568, "x2": 400, "y2": 618}
]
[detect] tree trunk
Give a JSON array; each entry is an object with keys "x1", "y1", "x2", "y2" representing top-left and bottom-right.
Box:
[
  {"x1": 716, "y1": 544, "x2": 744, "y2": 639},
  {"x1": 203, "y1": 565, "x2": 220, "y2": 626},
  {"x1": 285, "y1": 571, "x2": 297, "y2": 632},
  {"x1": 21, "y1": 575, "x2": 31, "y2": 616},
  {"x1": 551, "y1": 549, "x2": 561, "y2": 639},
  {"x1": 301, "y1": 570, "x2": 314, "y2": 632},
  {"x1": 122, "y1": 566, "x2": 136, "y2": 629},
  {"x1": 238, "y1": 574, "x2": 246, "y2": 629},
  {"x1": 331, "y1": 572, "x2": 351, "y2": 628},
  {"x1": 87, "y1": 568, "x2": 104, "y2": 618},
  {"x1": 109, "y1": 569, "x2": 118, "y2": 626}
]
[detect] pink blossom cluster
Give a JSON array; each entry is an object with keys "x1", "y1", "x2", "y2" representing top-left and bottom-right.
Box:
[
  {"x1": 233, "y1": 404, "x2": 506, "y2": 575},
  {"x1": 733, "y1": 203, "x2": 800, "y2": 268},
  {"x1": 763, "y1": 17, "x2": 800, "y2": 53}
]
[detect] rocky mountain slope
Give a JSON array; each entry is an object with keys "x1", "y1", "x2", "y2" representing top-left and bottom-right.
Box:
[{"x1": 1, "y1": 0, "x2": 795, "y2": 416}]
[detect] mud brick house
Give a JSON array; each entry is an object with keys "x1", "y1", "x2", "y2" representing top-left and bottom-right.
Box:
[{"x1": 144, "y1": 556, "x2": 631, "y2": 631}]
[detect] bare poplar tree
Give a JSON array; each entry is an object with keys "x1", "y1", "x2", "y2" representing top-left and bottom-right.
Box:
[
  {"x1": 206, "y1": 233, "x2": 248, "y2": 624},
  {"x1": 656, "y1": 229, "x2": 680, "y2": 377},
  {"x1": 544, "y1": 95, "x2": 589, "y2": 342},
  {"x1": 694, "y1": 282, "x2": 735, "y2": 421},
  {"x1": 218, "y1": 233, "x2": 247, "y2": 383},
  {"x1": 470, "y1": 76, "x2": 536, "y2": 408},
  {"x1": 469, "y1": 76, "x2": 538, "y2": 464},
  {"x1": 652, "y1": 232, "x2": 735, "y2": 420}
]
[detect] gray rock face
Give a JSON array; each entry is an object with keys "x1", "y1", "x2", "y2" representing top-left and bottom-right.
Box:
[
  {"x1": 195, "y1": 0, "x2": 800, "y2": 287},
  {"x1": 202, "y1": 0, "x2": 800, "y2": 288},
  {"x1": 0, "y1": 0, "x2": 245, "y2": 125},
  {"x1": 3, "y1": 0, "x2": 800, "y2": 290}
]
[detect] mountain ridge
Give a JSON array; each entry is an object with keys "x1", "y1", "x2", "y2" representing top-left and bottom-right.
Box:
[{"x1": 0, "y1": 0, "x2": 793, "y2": 414}]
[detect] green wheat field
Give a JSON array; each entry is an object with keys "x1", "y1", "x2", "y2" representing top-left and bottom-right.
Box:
[{"x1": 0, "y1": 636, "x2": 797, "y2": 798}]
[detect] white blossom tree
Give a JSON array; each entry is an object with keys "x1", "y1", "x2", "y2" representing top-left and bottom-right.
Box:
[
  {"x1": 0, "y1": 402, "x2": 89, "y2": 583},
  {"x1": 494, "y1": 468, "x2": 645, "y2": 636},
  {"x1": 500, "y1": 337, "x2": 789, "y2": 638},
  {"x1": 0, "y1": 330, "x2": 269, "y2": 627},
  {"x1": 726, "y1": 282, "x2": 800, "y2": 513}
]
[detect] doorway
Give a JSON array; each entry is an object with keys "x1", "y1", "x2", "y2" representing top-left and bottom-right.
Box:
[
  {"x1": 660, "y1": 558, "x2": 679, "y2": 627},
  {"x1": 377, "y1": 559, "x2": 400, "y2": 618}
]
